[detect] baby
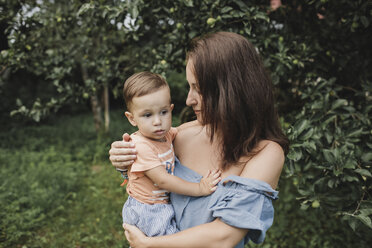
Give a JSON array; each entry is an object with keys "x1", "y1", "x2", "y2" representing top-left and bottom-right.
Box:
[{"x1": 121, "y1": 71, "x2": 221, "y2": 236}]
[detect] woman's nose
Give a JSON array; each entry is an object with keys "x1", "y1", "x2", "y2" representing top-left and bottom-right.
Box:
[{"x1": 186, "y1": 91, "x2": 196, "y2": 106}]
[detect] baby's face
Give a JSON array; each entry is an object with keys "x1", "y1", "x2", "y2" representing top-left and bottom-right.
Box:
[{"x1": 126, "y1": 87, "x2": 173, "y2": 141}]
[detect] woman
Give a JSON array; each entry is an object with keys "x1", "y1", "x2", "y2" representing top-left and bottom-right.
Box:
[{"x1": 109, "y1": 32, "x2": 289, "y2": 247}]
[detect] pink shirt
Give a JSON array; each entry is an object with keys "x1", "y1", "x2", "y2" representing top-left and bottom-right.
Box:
[{"x1": 126, "y1": 128, "x2": 178, "y2": 204}]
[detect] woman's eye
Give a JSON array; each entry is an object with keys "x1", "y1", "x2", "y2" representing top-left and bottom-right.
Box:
[{"x1": 192, "y1": 84, "x2": 200, "y2": 93}]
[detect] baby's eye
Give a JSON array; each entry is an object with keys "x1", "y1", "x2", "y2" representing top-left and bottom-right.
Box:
[
  {"x1": 160, "y1": 110, "x2": 168, "y2": 115},
  {"x1": 143, "y1": 113, "x2": 151, "y2": 118}
]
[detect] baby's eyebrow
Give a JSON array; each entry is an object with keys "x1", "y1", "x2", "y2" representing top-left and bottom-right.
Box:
[{"x1": 138, "y1": 109, "x2": 152, "y2": 114}]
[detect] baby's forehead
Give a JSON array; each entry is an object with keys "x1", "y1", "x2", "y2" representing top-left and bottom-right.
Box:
[{"x1": 130, "y1": 88, "x2": 172, "y2": 111}]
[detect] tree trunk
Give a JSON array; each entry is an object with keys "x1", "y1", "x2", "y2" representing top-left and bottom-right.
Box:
[
  {"x1": 90, "y1": 94, "x2": 103, "y2": 132},
  {"x1": 103, "y1": 84, "x2": 110, "y2": 132},
  {"x1": 81, "y1": 64, "x2": 103, "y2": 132}
]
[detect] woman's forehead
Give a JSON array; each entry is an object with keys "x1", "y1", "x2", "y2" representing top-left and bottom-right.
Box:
[{"x1": 186, "y1": 59, "x2": 196, "y2": 83}]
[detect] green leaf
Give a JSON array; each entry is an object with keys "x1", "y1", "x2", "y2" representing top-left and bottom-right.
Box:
[
  {"x1": 361, "y1": 153, "x2": 372, "y2": 163},
  {"x1": 296, "y1": 119, "x2": 310, "y2": 136},
  {"x1": 221, "y1": 6, "x2": 233, "y2": 13},
  {"x1": 77, "y1": 3, "x2": 93, "y2": 16},
  {"x1": 323, "y1": 115, "x2": 336, "y2": 125},
  {"x1": 331, "y1": 99, "x2": 347, "y2": 110},
  {"x1": 355, "y1": 168, "x2": 372, "y2": 177},
  {"x1": 323, "y1": 149, "x2": 335, "y2": 163},
  {"x1": 361, "y1": 16, "x2": 369, "y2": 27},
  {"x1": 347, "y1": 128, "x2": 363, "y2": 138},
  {"x1": 348, "y1": 216, "x2": 360, "y2": 231},
  {"x1": 130, "y1": 6, "x2": 139, "y2": 19},
  {"x1": 300, "y1": 128, "x2": 314, "y2": 140},
  {"x1": 359, "y1": 209, "x2": 372, "y2": 216},
  {"x1": 328, "y1": 178, "x2": 337, "y2": 188},
  {"x1": 344, "y1": 160, "x2": 356, "y2": 169},
  {"x1": 356, "y1": 215, "x2": 372, "y2": 229},
  {"x1": 287, "y1": 149, "x2": 302, "y2": 162},
  {"x1": 303, "y1": 141, "x2": 316, "y2": 151},
  {"x1": 311, "y1": 101, "x2": 323, "y2": 110},
  {"x1": 183, "y1": 0, "x2": 194, "y2": 7},
  {"x1": 233, "y1": 0, "x2": 248, "y2": 12},
  {"x1": 344, "y1": 174, "x2": 359, "y2": 182},
  {"x1": 324, "y1": 132, "x2": 333, "y2": 144},
  {"x1": 300, "y1": 203, "x2": 309, "y2": 210}
]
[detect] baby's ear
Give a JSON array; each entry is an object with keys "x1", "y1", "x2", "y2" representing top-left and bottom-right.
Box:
[
  {"x1": 170, "y1": 104, "x2": 174, "y2": 111},
  {"x1": 125, "y1": 111, "x2": 137, "y2": 126}
]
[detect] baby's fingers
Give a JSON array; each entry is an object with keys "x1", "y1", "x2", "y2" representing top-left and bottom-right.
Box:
[
  {"x1": 214, "y1": 172, "x2": 221, "y2": 179},
  {"x1": 211, "y1": 169, "x2": 221, "y2": 178},
  {"x1": 203, "y1": 169, "x2": 211, "y2": 178},
  {"x1": 212, "y1": 177, "x2": 221, "y2": 186},
  {"x1": 209, "y1": 177, "x2": 221, "y2": 191},
  {"x1": 210, "y1": 186, "x2": 218, "y2": 192}
]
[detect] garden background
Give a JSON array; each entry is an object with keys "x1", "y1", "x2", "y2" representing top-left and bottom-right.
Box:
[{"x1": 1, "y1": 0, "x2": 371, "y2": 247}]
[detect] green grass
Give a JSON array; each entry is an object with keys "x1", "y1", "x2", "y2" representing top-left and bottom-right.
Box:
[{"x1": 0, "y1": 110, "x2": 132, "y2": 247}]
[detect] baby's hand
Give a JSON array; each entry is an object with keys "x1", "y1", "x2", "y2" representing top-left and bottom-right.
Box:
[{"x1": 199, "y1": 169, "x2": 221, "y2": 196}]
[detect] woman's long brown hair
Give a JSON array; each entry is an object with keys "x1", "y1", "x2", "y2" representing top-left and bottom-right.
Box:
[{"x1": 187, "y1": 32, "x2": 289, "y2": 170}]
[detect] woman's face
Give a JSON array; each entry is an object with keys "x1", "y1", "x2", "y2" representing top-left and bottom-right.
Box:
[{"x1": 186, "y1": 59, "x2": 203, "y2": 122}]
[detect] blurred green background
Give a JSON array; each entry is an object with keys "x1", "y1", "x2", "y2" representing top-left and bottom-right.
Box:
[{"x1": 1, "y1": 0, "x2": 371, "y2": 247}]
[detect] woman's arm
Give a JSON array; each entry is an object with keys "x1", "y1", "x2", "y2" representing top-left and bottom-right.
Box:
[{"x1": 124, "y1": 218, "x2": 247, "y2": 248}]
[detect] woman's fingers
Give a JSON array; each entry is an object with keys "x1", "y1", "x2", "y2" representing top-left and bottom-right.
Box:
[
  {"x1": 110, "y1": 140, "x2": 135, "y2": 150},
  {"x1": 109, "y1": 154, "x2": 137, "y2": 162},
  {"x1": 123, "y1": 223, "x2": 147, "y2": 247},
  {"x1": 123, "y1": 224, "x2": 133, "y2": 245},
  {"x1": 109, "y1": 142, "x2": 137, "y2": 169}
]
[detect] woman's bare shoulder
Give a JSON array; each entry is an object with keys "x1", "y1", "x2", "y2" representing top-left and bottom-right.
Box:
[
  {"x1": 176, "y1": 120, "x2": 203, "y2": 138},
  {"x1": 176, "y1": 120, "x2": 201, "y2": 131},
  {"x1": 256, "y1": 140, "x2": 285, "y2": 164},
  {"x1": 240, "y1": 140, "x2": 285, "y2": 189}
]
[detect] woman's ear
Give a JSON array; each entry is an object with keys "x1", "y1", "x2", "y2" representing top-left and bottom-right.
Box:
[{"x1": 125, "y1": 111, "x2": 137, "y2": 126}]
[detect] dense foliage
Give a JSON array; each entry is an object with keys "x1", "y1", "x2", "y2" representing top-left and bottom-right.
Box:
[{"x1": 1, "y1": 0, "x2": 371, "y2": 246}]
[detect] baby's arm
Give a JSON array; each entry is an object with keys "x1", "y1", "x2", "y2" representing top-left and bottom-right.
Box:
[{"x1": 145, "y1": 166, "x2": 221, "y2": 196}]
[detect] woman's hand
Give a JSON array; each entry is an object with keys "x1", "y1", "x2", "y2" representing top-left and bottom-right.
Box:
[
  {"x1": 109, "y1": 133, "x2": 137, "y2": 170},
  {"x1": 123, "y1": 223, "x2": 150, "y2": 248}
]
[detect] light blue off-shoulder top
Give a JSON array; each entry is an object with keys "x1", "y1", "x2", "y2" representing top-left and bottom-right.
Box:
[{"x1": 170, "y1": 158, "x2": 278, "y2": 247}]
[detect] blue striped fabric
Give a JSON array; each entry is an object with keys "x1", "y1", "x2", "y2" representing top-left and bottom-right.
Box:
[{"x1": 122, "y1": 196, "x2": 179, "y2": 236}]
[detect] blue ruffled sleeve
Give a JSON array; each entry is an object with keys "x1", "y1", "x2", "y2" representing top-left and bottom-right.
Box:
[{"x1": 207, "y1": 175, "x2": 278, "y2": 244}]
